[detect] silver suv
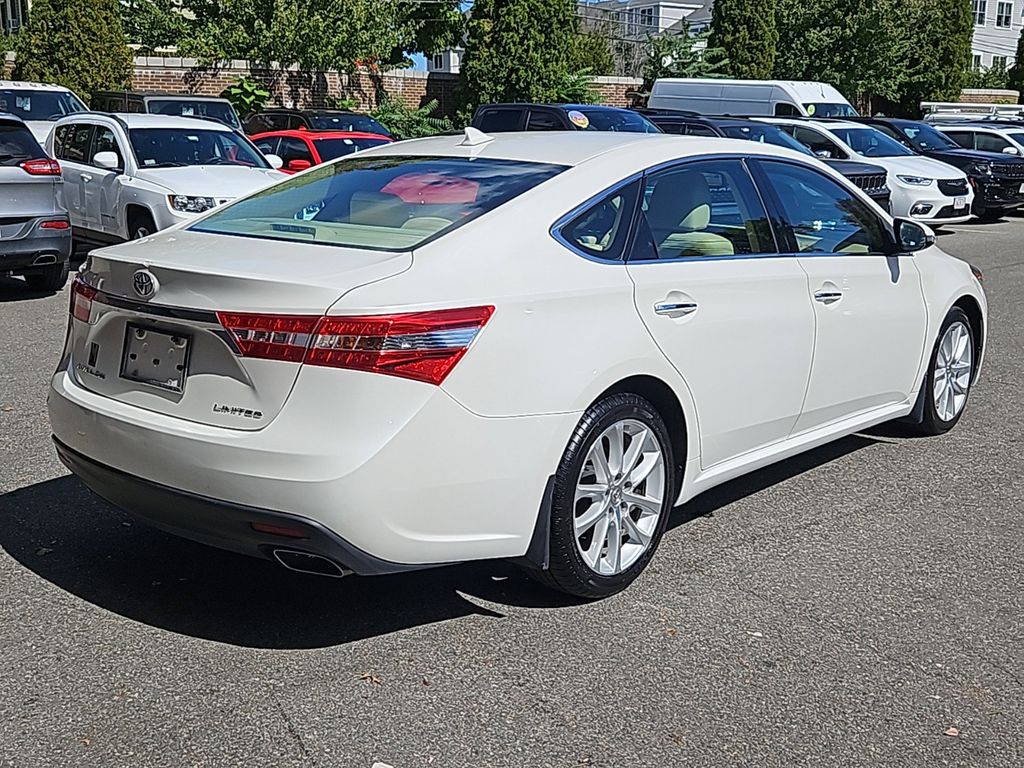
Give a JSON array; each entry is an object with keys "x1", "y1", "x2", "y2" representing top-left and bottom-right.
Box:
[{"x1": 0, "y1": 114, "x2": 72, "y2": 291}]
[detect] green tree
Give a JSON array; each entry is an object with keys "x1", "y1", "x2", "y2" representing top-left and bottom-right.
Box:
[
  {"x1": 571, "y1": 30, "x2": 615, "y2": 77},
  {"x1": 370, "y1": 93, "x2": 454, "y2": 139},
  {"x1": 641, "y1": 28, "x2": 728, "y2": 95},
  {"x1": 120, "y1": 0, "x2": 189, "y2": 53},
  {"x1": 898, "y1": 0, "x2": 973, "y2": 114},
  {"x1": 709, "y1": 0, "x2": 777, "y2": 79},
  {"x1": 1007, "y1": 33, "x2": 1024, "y2": 97},
  {"x1": 458, "y1": 0, "x2": 580, "y2": 117},
  {"x1": 14, "y1": 0, "x2": 133, "y2": 99}
]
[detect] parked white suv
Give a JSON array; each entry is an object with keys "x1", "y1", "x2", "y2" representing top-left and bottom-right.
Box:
[
  {"x1": 0, "y1": 80, "x2": 89, "y2": 144},
  {"x1": 934, "y1": 121, "x2": 1024, "y2": 156},
  {"x1": 46, "y1": 113, "x2": 285, "y2": 243},
  {"x1": 761, "y1": 117, "x2": 974, "y2": 225}
]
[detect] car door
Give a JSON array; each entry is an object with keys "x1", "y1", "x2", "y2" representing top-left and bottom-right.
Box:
[
  {"x1": 52, "y1": 122, "x2": 94, "y2": 231},
  {"x1": 753, "y1": 158, "x2": 927, "y2": 432},
  {"x1": 624, "y1": 158, "x2": 816, "y2": 468},
  {"x1": 87, "y1": 124, "x2": 126, "y2": 236},
  {"x1": 974, "y1": 130, "x2": 1019, "y2": 155}
]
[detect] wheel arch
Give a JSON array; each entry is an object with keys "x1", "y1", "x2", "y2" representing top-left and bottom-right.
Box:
[
  {"x1": 952, "y1": 294, "x2": 984, "y2": 381},
  {"x1": 125, "y1": 204, "x2": 156, "y2": 238}
]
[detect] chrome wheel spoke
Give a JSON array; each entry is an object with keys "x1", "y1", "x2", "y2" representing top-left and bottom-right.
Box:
[
  {"x1": 583, "y1": 515, "x2": 611, "y2": 570},
  {"x1": 622, "y1": 513, "x2": 652, "y2": 547},
  {"x1": 624, "y1": 490, "x2": 661, "y2": 517},
  {"x1": 606, "y1": 514, "x2": 622, "y2": 573},
  {"x1": 607, "y1": 422, "x2": 625, "y2": 475},
  {"x1": 932, "y1": 322, "x2": 972, "y2": 422},
  {"x1": 574, "y1": 500, "x2": 607, "y2": 535}
]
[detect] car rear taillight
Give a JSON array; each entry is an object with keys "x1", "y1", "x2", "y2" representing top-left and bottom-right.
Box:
[
  {"x1": 20, "y1": 158, "x2": 61, "y2": 176},
  {"x1": 217, "y1": 306, "x2": 494, "y2": 385},
  {"x1": 70, "y1": 276, "x2": 96, "y2": 323}
]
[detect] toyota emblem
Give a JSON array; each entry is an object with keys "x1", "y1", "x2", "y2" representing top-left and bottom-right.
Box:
[{"x1": 132, "y1": 269, "x2": 158, "y2": 299}]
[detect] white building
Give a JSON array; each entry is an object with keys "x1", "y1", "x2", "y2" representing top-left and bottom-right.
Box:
[
  {"x1": 1, "y1": 0, "x2": 28, "y2": 35},
  {"x1": 971, "y1": 0, "x2": 1022, "y2": 69},
  {"x1": 427, "y1": 48, "x2": 463, "y2": 75},
  {"x1": 578, "y1": 0, "x2": 713, "y2": 38}
]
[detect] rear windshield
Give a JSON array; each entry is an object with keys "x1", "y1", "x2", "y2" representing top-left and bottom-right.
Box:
[
  {"x1": 0, "y1": 88, "x2": 87, "y2": 121},
  {"x1": 0, "y1": 123, "x2": 45, "y2": 165},
  {"x1": 190, "y1": 155, "x2": 566, "y2": 251},
  {"x1": 308, "y1": 114, "x2": 391, "y2": 136},
  {"x1": 313, "y1": 136, "x2": 391, "y2": 161},
  {"x1": 148, "y1": 99, "x2": 241, "y2": 130}
]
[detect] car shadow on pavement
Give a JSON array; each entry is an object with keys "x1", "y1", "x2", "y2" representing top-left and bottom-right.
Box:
[
  {"x1": 0, "y1": 435, "x2": 880, "y2": 649},
  {"x1": 0, "y1": 274, "x2": 61, "y2": 302}
]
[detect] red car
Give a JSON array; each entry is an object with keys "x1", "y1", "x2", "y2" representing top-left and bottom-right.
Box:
[{"x1": 251, "y1": 129, "x2": 393, "y2": 173}]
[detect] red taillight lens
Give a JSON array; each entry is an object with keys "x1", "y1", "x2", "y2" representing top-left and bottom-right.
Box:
[
  {"x1": 70, "y1": 276, "x2": 96, "y2": 323},
  {"x1": 218, "y1": 306, "x2": 494, "y2": 385},
  {"x1": 20, "y1": 158, "x2": 61, "y2": 176},
  {"x1": 39, "y1": 219, "x2": 70, "y2": 230}
]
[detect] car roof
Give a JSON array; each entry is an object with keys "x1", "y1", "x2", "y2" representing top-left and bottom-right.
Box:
[
  {"x1": 359, "y1": 130, "x2": 813, "y2": 168},
  {"x1": 0, "y1": 111, "x2": 27, "y2": 125},
  {"x1": 252, "y1": 129, "x2": 392, "y2": 141},
  {"x1": 258, "y1": 108, "x2": 358, "y2": 115},
  {"x1": 936, "y1": 121, "x2": 1024, "y2": 131},
  {"x1": 56, "y1": 112, "x2": 234, "y2": 131},
  {"x1": 96, "y1": 91, "x2": 232, "y2": 102},
  {"x1": 0, "y1": 80, "x2": 74, "y2": 92},
  {"x1": 767, "y1": 117, "x2": 865, "y2": 131},
  {"x1": 482, "y1": 103, "x2": 635, "y2": 113}
]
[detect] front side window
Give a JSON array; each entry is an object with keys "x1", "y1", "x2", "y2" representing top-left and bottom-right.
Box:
[
  {"x1": 558, "y1": 181, "x2": 640, "y2": 261},
  {"x1": 685, "y1": 123, "x2": 718, "y2": 136},
  {"x1": 942, "y1": 130, "x2": 975, "y2": 150},
  {"x1": 633, "y1": 159, "x2": 775, "y2": 260},
  {"x1": 0, "y1": 88, "x2": 87, "y2": 121},
  {"x1": 829, "y1": 127, "x2": 914, "y2": 157},
  {"x1": 720, "y1": 123, "x2": 814, "y2": 156},
  {"x1": 92, "y1": 126, "x2": 124, "y2": 169},
  {"x1": 191, "y1": 156, "x2": 566, "y2": 251},
  {"x1": 996, "y1": 1, "x2": 1012, "y2": 26},
  {"x1": 803, "y1": 102, "x2": 858, "y2": 118},
  {"x1": 791, "y1": 126, "x2": 845, "y2": 159},
  {"x1": 975, "y1": 131, "x2": 1012, "y2": 152},
  {"x1": 278, "y1": 136, "x2": 314, "y2": 164},
  {"x1": 774, "y1": 102, "x2": 801, "y2": 116},
  {"x1": 527, "y1": 110, "x2": 564, "y2": 131},
  {"x1": 128, "y1": 128, "x2": 269, "y2": 168},
  {"x1": 758, "y1": 160, "x2": 890, "y2": 255}
]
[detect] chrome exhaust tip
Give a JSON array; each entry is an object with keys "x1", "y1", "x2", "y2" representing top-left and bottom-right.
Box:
[
  {"x1": 32, "y1": 253, "x2": 58, "y2": 265},
  {"x1": 272, "y1": 549, "x2": 351, "y2": 578}
]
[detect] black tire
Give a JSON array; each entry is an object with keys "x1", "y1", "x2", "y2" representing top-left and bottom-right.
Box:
[
  {"x1": 532, "y1": 393, "x2": 677, "y2": 599},
  {"x1": 23, "y1": 259, "x2": 70, "y2": 292},
  {"x1": 905, "y1": 307, "x2": 975, "y2": 436},
  {"x1": 977, "y1": 210, "x2": 1003, "y2": 223},
  {"x1": 129, "y1": 210, "x2": 156, "y2": 240}
]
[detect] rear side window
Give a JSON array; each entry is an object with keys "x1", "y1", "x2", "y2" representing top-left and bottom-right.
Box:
[
  {"x1": 527, "y1": 110, "x2": 564, "y2": 131},
  {"x1": 0, "y1": 123, "x2": 45, "y2": 165},
  {"x1": 191, "y1": 156, "x2": 567, "y2": 251},
  {"x1": 942, "y1": 131, "x2": 974, "y2": 150},
  {"x1": 476, "y1": 109, "x2": 524, "y2": 132},
  {"x1": 557, "y1": 181, "x2": 641, "y2": 261},
  {"x1": 58, "y1": 124, "x2": 94, "y2": 163}
]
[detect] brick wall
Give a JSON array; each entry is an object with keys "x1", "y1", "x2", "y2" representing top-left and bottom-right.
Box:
[
  {"x1": 959, "y1": 88, "x2": 1021, "y2": 104},
  {"x1": 593, "y1": 76, "x2": 644, "y2": 108}
]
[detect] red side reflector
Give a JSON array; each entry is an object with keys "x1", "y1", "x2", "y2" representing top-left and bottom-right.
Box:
[
  {"x1": 250, "y1": 521, "x2": 308, "y2": 539},
  {"x1": 70, "y1": 276, "x2": 96, "y2": 323},
  {"x1": 39, "y1": 219, "x2": 70, "y2": 230},
  {"x1": 20, "y1": 158, "x2": 61, "y2": 176}
]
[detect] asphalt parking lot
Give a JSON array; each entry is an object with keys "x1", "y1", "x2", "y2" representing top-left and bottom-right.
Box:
[{"x1": 1, "y1": 221, "x2": 1021, "y2": 768}]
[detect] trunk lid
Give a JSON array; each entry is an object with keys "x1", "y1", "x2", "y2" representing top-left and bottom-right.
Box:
[{"x1": 69, "y1": 228, "x2": 411, "y2": 430}]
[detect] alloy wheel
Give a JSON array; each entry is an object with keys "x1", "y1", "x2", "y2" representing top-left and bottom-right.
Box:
[{"x1": 933, "y1": 321, "x2": 972, "y2": 422}]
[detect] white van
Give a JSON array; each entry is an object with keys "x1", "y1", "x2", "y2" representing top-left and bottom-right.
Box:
[{"x1": 648, "y1": 79, "x2": 857, "y2": 118}]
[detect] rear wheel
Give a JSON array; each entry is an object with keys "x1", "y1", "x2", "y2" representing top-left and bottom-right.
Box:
[
  {"x1": 23, "y1": 259, "x2": 69, "y2": 292},
  {"x1": 535, "y1": 393, "x2": 676, "y2": 599},
  {"x1": 907, "y1": 308, "x2": 975, "y2": 435}
]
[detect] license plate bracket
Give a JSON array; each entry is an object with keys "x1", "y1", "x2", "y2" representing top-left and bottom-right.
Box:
[
  {"x1": 120, "y1": 324, "x2": 191, "y2": 392},
  {"x1": 953, "y1": 195, "x2": 967, "y2": 209}
]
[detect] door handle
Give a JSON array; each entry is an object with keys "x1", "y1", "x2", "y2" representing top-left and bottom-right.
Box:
[
  {"x1": 80, "y1": 174, "x2": 93, "y2": 183},
  {"x1": 813, "y1": 290, "x2": 843, "y2": 304},
  {"x1": 654, "y1": 301, "x2": 698, "y2": 316}
]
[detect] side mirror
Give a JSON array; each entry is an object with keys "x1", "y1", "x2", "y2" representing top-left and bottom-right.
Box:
[
  {"x1": 93, "y1": 151, "x2": 120, "y2": 171},
  {"x1": 893, "y1": 218, "x2": 935, "y2": 252},
  {"x1": 1002, "y1": 146, "x2": 1020, "y2": 155},
  {"x1": 286, "y1": 158, "x2": 312, "y2": 172},
  {"x1": 265, "y1": 153, "x2": 284, "y2": 169}
]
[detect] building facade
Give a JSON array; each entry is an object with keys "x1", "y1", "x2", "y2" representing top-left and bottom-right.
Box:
[
  {"x1": 971, "y1": 0, "x2": 1022, "y2": 69},
  {"x1": 1, "y1": 0, "x2": 28, "y2": 36}
]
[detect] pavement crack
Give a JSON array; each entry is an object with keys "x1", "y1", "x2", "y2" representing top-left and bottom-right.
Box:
[{"x1": 269, "y1": 687, "x2": 317, "y2": 767}]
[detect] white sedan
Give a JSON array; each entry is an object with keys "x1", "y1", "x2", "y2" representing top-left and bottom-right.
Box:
[{"x1": 49, "y1": 131, "x2": 987, "y2": 598}]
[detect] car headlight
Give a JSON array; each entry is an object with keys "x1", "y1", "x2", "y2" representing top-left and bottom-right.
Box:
[
  {"x1": 897, "y1": 175, "x2": 934, "y2": 186},
  {"x1": 169, "y1": 195, "x2": 217, "y2": 213},
  {"x1": 969, "y1": 161, "x2": 991, "y2": 175}
]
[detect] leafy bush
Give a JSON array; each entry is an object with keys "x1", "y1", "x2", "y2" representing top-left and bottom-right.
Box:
[
  {"x1": 369, "y1": 93, "x2": 454, "y2": 139},
  {"x1": 552, "y1": 68, "x2": 599, "y2": 104},
  {"x1": 220, "y1": 77, "x2": 271, "y2": 118}
]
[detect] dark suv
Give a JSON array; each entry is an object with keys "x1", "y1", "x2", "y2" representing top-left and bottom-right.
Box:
[
  {"x1": 0, "y1": 114, "x2": 72, "y2": 291},
  {"x1": 637, "y1": 109, "x2": 891, "y2": 210},
  {"x1": 846, "y1": 117, "x2": 1024, "y2": 219},
  {"x1": 243, "y1": 108, "x2": 391, "y2": 138},
  {"x1": 472, "y1": 103, "x2": 661, "y2": 133},
  {"x1": 91, "y1": 91, "x2": 242, "y2": 130}
]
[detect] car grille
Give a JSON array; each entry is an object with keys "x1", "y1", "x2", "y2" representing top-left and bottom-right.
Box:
[
  {"x1": 990, "y1": 162, "x2": 1024, "y2": 178},
  {"x1": 938, "y1": 179, "x2": 969, "y2": 196},
  {"x1": 850, "y1": 173, "x2": 888, "y2": 194}
]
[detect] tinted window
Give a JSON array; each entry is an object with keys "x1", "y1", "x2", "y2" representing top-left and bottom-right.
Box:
[
  {"x1": 527, "y1": 110, "x2": 564, "y2": 131},
  {"x1": 720, "y1": 123, "x2": 813, "y2": 155},
  {"x1": 577, "y1": 109, "x2": 660, "y2": 133},
  {"x1": 1008, "y1": 132, "x2": 1024, "y2": 146},
  {"x1": 278, "y1": 136, "x2": 314, "y2": 164},
  {"x1": 0, "y1": 123, "x2": 45, "y2": 165},
  {"x1": 0, "y1": 88, "x2": 87, "y2": 121},
  {"x1": 147, "y1": 99, "x2": 241, "y2": 129},
  {"x1": 774, "y1": 103, "x2": 801, "y2": 116},
  {"x1": 759, "y1": 160, "x2": 889, "y2": 254},
  {"x1": 558, "y1": 181, "x2": 640, "y2": 261},
  {"x1": 791, "y1": 126, "x2": 845, "y2": 159},
  {"x1": 652, "y1": 120, "x2": 686, "y2": 135},
  {"x1": 894, "y1": 123, "x2": 959, "y2": 151},
  {"x1": 635, "y1": 159, "x2": 775, "y2": 260},
  {"x1": 128, "y1": 128, "x2": 268, "y2": 168},
  {"x1": 829, "y1": 127, "x2": 914, "y2": 157},
  {"x1": 60, "y1": 124, "x2": 94, "y2": 162},
  {"x1": 476, "y1": 109, "x2": 524, "y2": 132},
  {"x1": 313, "y1": 137, "x2": 391, "y2": 161},
  {"x1": 685, "y1": 124, "x2": 719, "y2": 137},
  {"x1": 803, "y1": 102, "x2": 858, "y2": 118},
  {"x1": 92, "y1": 126, "x2": 123, "y2": 169},
  {"x1": 975, "y1": 132, "x2": 1012, "y2": 152},
  {"x1": 307, "y1": 113, "x2": 391, "y2": 136},
  {"x1": 191, "y1": 156, "x2": 566, "y2": 251},
  {"x1": 942, "y1": 131, "x2": 974, "y2": 150},
  {"x1": 254, "y1": 137, "x2": 279, "y2": 155}
]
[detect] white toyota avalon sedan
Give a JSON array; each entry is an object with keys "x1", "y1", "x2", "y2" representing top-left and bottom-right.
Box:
[{"x1": 49, "y1": 130, "x2": 987, "y2": 598}]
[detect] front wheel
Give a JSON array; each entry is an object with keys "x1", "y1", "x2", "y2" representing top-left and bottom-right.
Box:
[
  {"x1": 535, "y1": 393, "x2": 676, "y2": 599},
  {"x1": 907, "y1": 308, "x2": 976, "y2": 435}
]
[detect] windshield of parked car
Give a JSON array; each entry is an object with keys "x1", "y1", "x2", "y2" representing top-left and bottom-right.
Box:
[
  {"x1": 308, "y1": 113, "x2": 391, "y2": 136},
  {"x1": 190, "y1": 156, "x2": 566, "y2": 250},
  {"x1": 1007, "y1": 132, "x2": 1024, "y2": 147},
  {"x1": 0, "y1": 123, "x2": 45, "y2": 164},
  {"x1": 147, "y1": 99, "x2": 241, "y2": 130},
  {"x1": 829, "y1": 127, "x2": 914, "y2": 157},
  {"x1": 803, "y1": 102, "x2": 858, "y2": 118},
  {"x1": 0, "y1": 88, "x2": 87, "y2": 121},
  {"x1": 719, "y1": 123, "x2": 814, "y2": 155},
  {"x1": 897, "y1": 123, "x2": 960, "y2": 152},
  {"x1": 128, "y1": 128, "x2": 270, "y2": 168},
  {"x1": 313, "y1": 136, "x2": 392, "y2": 161},
  {"x1": 577, "y1": 109, "x2": 661, "y2": 133}
]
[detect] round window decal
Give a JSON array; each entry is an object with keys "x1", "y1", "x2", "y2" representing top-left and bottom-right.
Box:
[{"x1": 568, "y1": 110, "x2": 590, "y2": 129}]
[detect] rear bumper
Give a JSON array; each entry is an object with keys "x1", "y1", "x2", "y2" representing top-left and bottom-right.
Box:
[{"x1": 0, "y1": 216, "x2": 72, "y2": 270}]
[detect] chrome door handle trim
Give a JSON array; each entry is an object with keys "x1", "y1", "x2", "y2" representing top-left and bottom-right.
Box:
[
  {"x1": 813, "y1": 291, "x2": 843, "y2": 304},
  {"x1": 654, "y1": 301, "x2": 698, "y2": 316},
  {"x1": 80, "y1": 174, "x2": 93, "y2": 183}
]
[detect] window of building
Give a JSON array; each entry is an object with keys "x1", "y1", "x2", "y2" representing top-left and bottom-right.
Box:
[
  {"x1": 640, "y1": 7, "x2": 655, "y2": 26},
  {"x1": 432, "y1": 54, "x2": 444, "y2": 70},
  {"x1": 973, "y1": 54, "x2": 983, "y2": 70},
  {"x1": 996, "y1": 1, "x2": 1012, "y2": 26},
  {"x1": 994, "y1": 55, "x2": 1008, "y2": 70},
  {"x1": 973, "y1": 0, "x2": 987, "y2": 24}
]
